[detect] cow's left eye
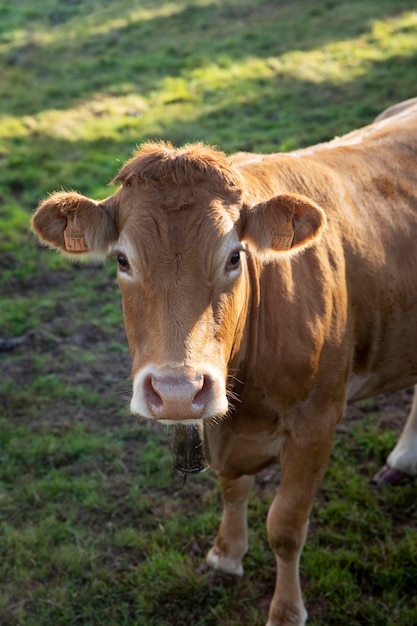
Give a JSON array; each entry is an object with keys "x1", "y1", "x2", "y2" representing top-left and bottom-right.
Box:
[
  {"x1": 226, "y1": 250, "x2": 241, "y2": 271},
  {"x1": 117, "y1": 254, "x2": 130, "y2": 271}
]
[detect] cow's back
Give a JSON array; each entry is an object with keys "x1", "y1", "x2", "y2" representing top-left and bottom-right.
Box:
[{"x1": 235, "y1": 104, "x2": 417, "y2": 403}]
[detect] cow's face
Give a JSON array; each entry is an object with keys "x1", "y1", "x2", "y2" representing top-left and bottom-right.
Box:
[
  {"x1": 32, "y1": 142, "x2": 326, "y2": 425},
  {"x1": 113, "y1": 178, "x2": 248, "y2": 423}
]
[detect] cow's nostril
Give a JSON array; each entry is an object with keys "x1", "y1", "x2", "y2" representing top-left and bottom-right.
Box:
[
  {"x1": 192, "y1": 375, "x2": 212, "y2": 410},
  {"x1": 144, "y1": 375, "x2": 163, "y2": 411}
]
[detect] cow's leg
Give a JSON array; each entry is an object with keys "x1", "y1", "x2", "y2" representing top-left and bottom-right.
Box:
[
  {"x1": 374, "y1": 385, "x2": 417, "y2": 485},
  {"x1": 206, "y1": 473, "x2": 254, "y2": 576},
  {"x1": 266, "y1": 432, "x2": 334, "y2": 626}
]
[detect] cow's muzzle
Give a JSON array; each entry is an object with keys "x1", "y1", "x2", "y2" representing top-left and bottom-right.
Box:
[{"x1": 130, "y1": 365, "x2": 229, "y2": 423}]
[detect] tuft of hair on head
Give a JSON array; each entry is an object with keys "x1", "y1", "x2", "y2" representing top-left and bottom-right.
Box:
[{"x1": 112, "y1": 141, "x2": 244, "y2": 197}]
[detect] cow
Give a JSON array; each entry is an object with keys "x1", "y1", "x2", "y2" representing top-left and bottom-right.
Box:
[{"x1": 31, "y1": 98, "x2": 417, "y2": 626}]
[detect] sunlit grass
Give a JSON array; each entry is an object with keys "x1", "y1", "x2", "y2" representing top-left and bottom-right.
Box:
[
  {"x1": 1, "y1": 10, "x2": 416, "y2": 147},
  {"x1": 283, "y1": 11, "x2": 417, "y2": 83}
]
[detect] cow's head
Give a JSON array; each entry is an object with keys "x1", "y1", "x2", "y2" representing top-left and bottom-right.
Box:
[{"x1": 32, "y1": 142, "x2": 326, "y2": 425}]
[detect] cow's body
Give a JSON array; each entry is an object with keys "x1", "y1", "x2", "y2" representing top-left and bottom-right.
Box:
[{"x1": 32, "y1": 99, "x2": 417, "y2": 626}]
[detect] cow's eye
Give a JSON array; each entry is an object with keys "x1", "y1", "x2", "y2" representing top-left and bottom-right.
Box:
[
  {"x1": 117, "y1": 254, "x2": 130, "y2": 271},
  {"x1": 226, "y1": 250, "x2": 241, "y2": 271}
]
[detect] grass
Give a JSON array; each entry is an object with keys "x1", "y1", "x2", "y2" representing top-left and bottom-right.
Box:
[{"x1": 1, "y1": 0, "x2": 417, "y2": 624}]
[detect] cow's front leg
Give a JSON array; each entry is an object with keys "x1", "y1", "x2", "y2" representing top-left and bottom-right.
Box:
[
  {"x1": 206, "y1": 473, "x2": 254, "y2": 576},
  {"x1": 266, "y1": 432, "x2": 334, "y2": 626}
]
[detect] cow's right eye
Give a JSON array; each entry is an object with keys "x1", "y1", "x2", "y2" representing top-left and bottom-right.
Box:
[
  {"x1": 117, "y1": 254, "x2": 130, "y2": 271},
  {"x1": 226, "y1": 247, "x2": 243, "y2": 272}
]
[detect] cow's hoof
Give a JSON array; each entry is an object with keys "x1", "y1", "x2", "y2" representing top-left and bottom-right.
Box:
[
  {"x1": 199, "y1": 557, "x2": 241, "y2": 587},
  {"x1": 266, "y1": 604, "x2": 307, "y2": 626},
  {"x1": 206, "y1": 547, "x2": 244, "y2": 577},
  {"x1": 373, "y1": 464, "x2": 411, "y2": 485}
]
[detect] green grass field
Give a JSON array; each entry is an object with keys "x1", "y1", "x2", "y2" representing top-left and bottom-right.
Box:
[{"x1": 1, "y1": 1, "x2": 417, "y2": 624}]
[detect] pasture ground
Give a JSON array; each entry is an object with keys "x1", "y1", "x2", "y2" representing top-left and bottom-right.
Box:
[{"x1": 1, "y1": 1, "x2": 417, "y2": 624}]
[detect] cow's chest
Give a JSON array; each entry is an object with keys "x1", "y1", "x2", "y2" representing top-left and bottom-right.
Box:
[{"x1": 206, "y1": 405, "x2": 285, "y2": 478}]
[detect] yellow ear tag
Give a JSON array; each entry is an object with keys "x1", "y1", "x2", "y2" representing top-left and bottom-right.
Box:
[
  {"x1": 271, "y1": 218, "x2": 294, "y2": 250},
  {"x1": 64, "y1": 215, "x2": 88, "y2": 253}
]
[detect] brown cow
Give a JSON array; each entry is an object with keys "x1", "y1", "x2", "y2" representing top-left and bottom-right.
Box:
[{"x1": 32, "y1": 99, "x2": 417, "y2": 626}]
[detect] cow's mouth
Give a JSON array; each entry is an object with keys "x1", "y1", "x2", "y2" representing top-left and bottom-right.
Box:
[{"x1": 172, "y1": 422, "x2": 210, "y2": 476}]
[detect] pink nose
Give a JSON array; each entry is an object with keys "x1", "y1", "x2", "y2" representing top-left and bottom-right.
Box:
[{"x1": 143, "y1": 371, "x2": 214, "y2": 421}]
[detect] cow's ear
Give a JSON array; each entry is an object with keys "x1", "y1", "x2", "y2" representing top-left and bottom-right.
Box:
[
  {"x1": 242, "y1": 193, "x2": 326, "y2": 261},
  {"x1": 31, "y1": 192, "x2": 118, "y2": 260}
]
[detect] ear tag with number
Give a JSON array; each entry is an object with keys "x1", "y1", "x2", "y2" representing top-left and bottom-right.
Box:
[
  {"x1": 271, "y1": 217, "x2": 295, "y2": 250},
  {"x1": 64, "y1": 214, "x2": 89, "y2": 253}
]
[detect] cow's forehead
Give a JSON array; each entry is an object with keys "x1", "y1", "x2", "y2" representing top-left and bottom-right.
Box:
[
  {"x1": 115, "y1": 170, "x2": 241, "y2": 230},
  {"x1": 118, "y1": 185, "x2": 238, "y2": 229},
  {"x1": 116, "y1": 188, "x2": 240, "y2": 274}
]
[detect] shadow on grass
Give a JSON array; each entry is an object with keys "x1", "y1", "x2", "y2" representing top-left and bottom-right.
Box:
[{"x1": 0, "y1": 0, "x2": 415, "y2": 116}]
